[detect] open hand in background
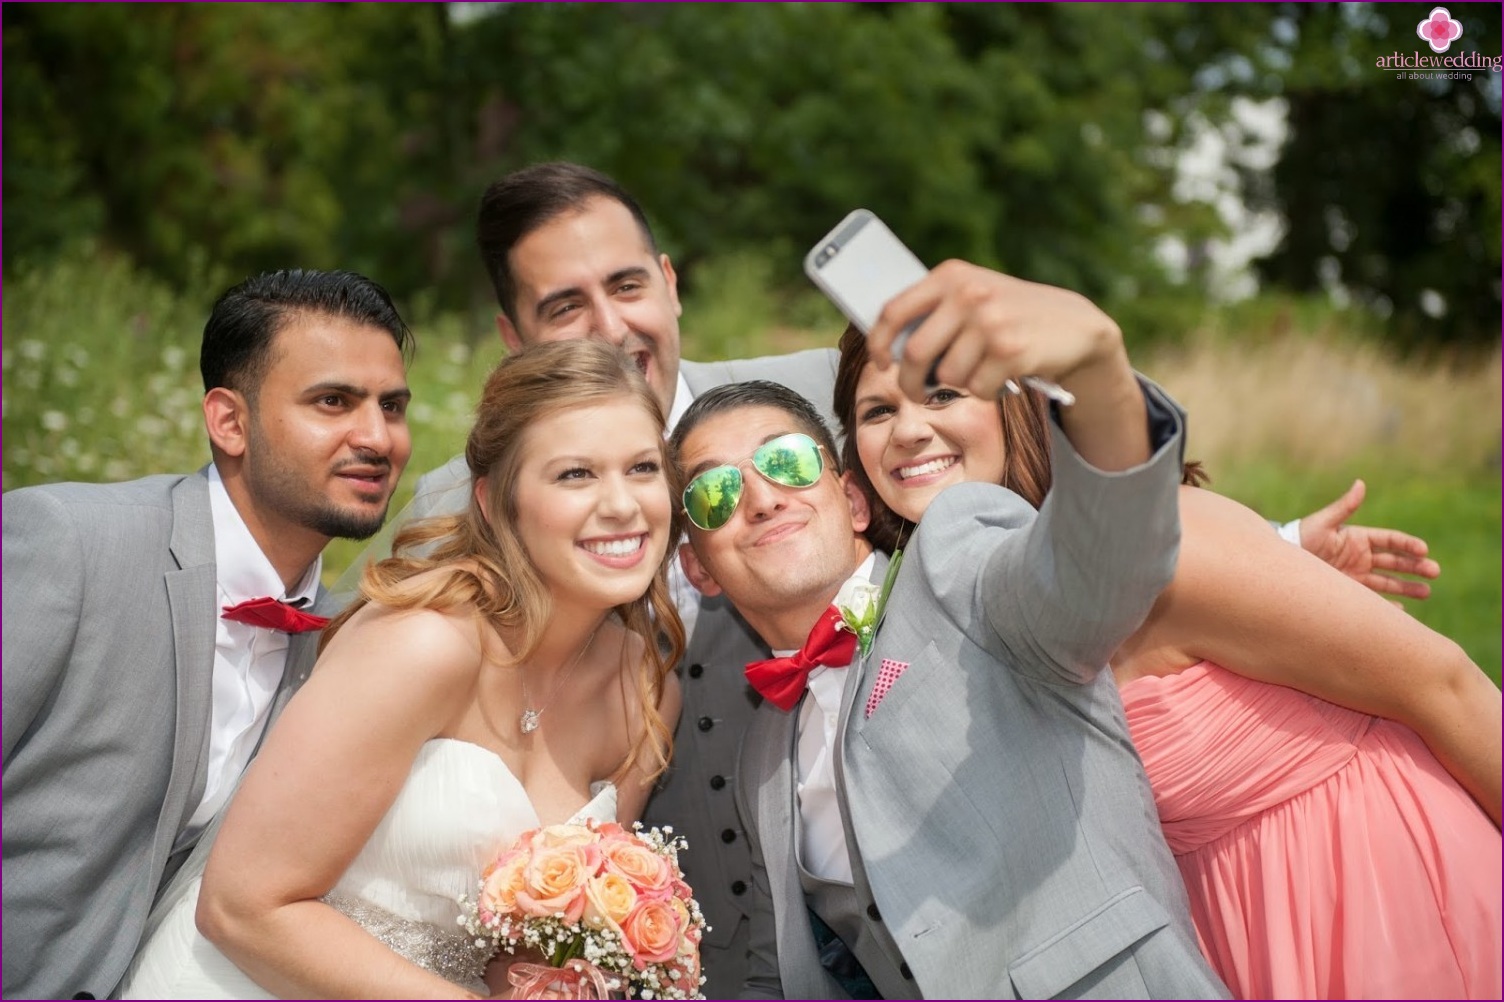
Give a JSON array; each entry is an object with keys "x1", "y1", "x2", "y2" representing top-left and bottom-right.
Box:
[{"x1": 1300, "y1": 479, "x2": 1441, "y2": 602}]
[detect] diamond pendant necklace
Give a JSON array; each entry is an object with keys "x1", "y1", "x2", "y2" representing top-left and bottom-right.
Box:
[{"x1": 519, "y1": 623, "x2": 601, "y2": 734}]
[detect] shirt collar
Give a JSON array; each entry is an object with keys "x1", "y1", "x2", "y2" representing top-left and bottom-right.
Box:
[
  {"x1": 207, "y1": 465, "x2": 322, "y2": 607},
  {"x1": 772, "y1": 553, "x2": 878, "y2": 659},
  {"x1": 666, "y1": 370, "x2": 694, "y2": 435}
]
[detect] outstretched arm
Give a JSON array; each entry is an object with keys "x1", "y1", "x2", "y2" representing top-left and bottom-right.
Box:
[
  {"x1": 1294, "y1": 478, "x2": 1440, "y2": 600},
  {"x1": 1136, "y1": 487, "x2": 1499, "y2": 825}
]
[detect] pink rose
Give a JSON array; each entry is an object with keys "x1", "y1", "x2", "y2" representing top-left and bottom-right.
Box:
[
  {"x1": 666, "y1": 944, "x2": 703, "y2": 997},
  {"x1": 619, "y1": 897, "x2": 685, "y2": 965},
  {"x1": 516, "y1": 843, "x2": 601, "y2": 922},
  {"x1": 602, "y1": 838, "x2": 673, "y2": 896}
]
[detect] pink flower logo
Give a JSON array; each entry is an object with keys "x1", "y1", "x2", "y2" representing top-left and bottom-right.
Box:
[{"x1": 1416, "y1": 7, "x2": 1463, "y2": 53}]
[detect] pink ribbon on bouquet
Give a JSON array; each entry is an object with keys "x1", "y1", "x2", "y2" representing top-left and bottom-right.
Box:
[{"x1": 507, "y1": 958, "x2": 616, "y2": 999}]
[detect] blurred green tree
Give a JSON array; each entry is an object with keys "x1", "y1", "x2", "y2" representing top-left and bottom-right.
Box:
[
  {"x1": 2, "y1": 4, "x2": 444, "y2": 288},
  {"x1": 4, "y1": 3, "x2": 1497, "y2": 348},
  {"x1": 1244, "y1": 3, "x2": 1501, "y2": 348}
]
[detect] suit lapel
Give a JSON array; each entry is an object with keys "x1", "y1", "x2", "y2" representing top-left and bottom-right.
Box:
[
  {"x1": 751, "y1": 705, "x2": 836, "y2": 997},
  {"x1": 755, "y1": 707, "x2": 799, "y2": 923},
  {"x1": 825, "y1": 553, "x2": 887, "y2": 909},
  {"x1": 160, "y1": 472, "x2": 217, "y2": 851}
]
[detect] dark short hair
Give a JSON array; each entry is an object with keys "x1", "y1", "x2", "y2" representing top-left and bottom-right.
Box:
[
  {"x1": 200, "y1": 269, "x2": 414, "y2": 397},
  {"x1": 669, "y1": 380, "x2": 841, "y2": 481},
  {"x1": 476, "y1": 161, "x2": 659, "y2": 325}
]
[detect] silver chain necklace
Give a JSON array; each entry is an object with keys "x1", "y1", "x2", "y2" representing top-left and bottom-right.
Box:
[{"x1": 519, "y1": 623, "x2": 602, "y2": 734}]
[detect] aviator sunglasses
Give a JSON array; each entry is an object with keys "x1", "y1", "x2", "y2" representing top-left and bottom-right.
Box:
[{"x1": 682, "y1": 433, "x2": 826, "y2": 531}]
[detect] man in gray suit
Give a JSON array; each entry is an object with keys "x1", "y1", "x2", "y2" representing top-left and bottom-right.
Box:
[
  {"x1": 2, "y1": 269, "x2": 414, "y2": 1000},
  {"x1": 388, "y1": 162, "x2": 1435, "y2": 997},
  {"x1": 670, "y1": 261, "x2": 1228, "y2": 998}
]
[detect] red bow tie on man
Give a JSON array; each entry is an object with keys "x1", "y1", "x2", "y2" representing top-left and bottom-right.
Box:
[
  {"x1": 744, "y1": 605, "x2": 858, "y2": 712},
  {"x1": 221, "y1": 597, "x2": 329, "y2": 634}
]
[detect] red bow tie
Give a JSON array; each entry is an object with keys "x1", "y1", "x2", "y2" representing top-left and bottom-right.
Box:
[
  {"x1": 221, "y1": 597, "x2": 330, "y2": 634},
  {"x1": 744, "y1": 605, "x2": 858, "y2": 712}
]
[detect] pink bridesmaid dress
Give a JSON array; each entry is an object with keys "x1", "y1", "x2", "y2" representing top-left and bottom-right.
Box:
[{"x1": 1120, "y1": 661, "x2": 1501, "y2": 1000}]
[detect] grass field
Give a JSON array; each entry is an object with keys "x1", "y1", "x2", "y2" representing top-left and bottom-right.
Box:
[{"x1": 5, "y1": 249, "x2": 1499, "y2": 679}]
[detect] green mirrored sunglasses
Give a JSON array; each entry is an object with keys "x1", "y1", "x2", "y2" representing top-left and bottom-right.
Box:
[{"x1": 682, "y1": 432, "x2": 826, "y2": 531}]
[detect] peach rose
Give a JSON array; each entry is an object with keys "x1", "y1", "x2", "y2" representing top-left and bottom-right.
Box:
[
  {"x1": 601, "y1": 838, "x2": 673, "y2": 896},
  {"x1": 516, "y1": 843, "x2": 600, "y2": 921},
  {"x1": 619, "y1": 897, "x2": 684, "y2": 965},
  {"x1": 528, "y1": 823, "x2": 603, "y2": 849},
  {"x1": 478, "y1": 848, "x2": 529, "y2": 921},
  {"x1": 582, "y1": 871, "x2": 638, "y2": 936}
]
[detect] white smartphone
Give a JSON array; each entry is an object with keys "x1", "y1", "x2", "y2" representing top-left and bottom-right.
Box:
[
  {"x1": 804, "y1": 208, "x2": 928, "y2": 355},
  {"x1": 803, "y1": 208, "x2": 1074, "y2": 405}
]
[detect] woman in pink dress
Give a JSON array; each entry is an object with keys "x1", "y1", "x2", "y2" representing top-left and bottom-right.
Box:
[{"x1": 832, "y1": 299, "x2": 1502, "y2": 1000}]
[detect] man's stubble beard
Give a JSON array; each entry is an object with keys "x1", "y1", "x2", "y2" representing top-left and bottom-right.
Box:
[{"x1": 243, "y1": 429, "x2": 393, "y2": 542}]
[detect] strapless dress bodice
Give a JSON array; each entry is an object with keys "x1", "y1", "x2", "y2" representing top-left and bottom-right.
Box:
[{"x1": 118, "y1": 739, "x2": 617, "y2": 998}]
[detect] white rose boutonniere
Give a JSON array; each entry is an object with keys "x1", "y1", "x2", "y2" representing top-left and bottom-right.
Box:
[{"x1": 833, "y1": 550, "x2": 904, "y2": 659}]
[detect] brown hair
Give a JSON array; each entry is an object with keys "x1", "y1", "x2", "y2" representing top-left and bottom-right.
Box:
[
  {"x1": 325, "y1": 339, "x2": 685, "y2": 782},
  {"x1": 476, "y1": 162, "x2": 659, "y2": 326},
  {"x1": 669, "y1": 378, "x2": 842, "y2": 478},
  {"x1": 833, "y1": 324, "x2": 1053, "y2": 552}
]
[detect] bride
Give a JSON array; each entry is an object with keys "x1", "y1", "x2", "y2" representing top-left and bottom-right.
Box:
[{"x1": 121, "y1": 339, "x2": 685, "y2": 999}]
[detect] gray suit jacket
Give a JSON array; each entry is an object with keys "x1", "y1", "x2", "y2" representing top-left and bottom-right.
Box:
[
  {"x1": 739, "y1": 384, "x2": 1230, "y2": 999},
  {"x1": 1, "y1": 471, "x2": 321, "y2": 1000},
  {"x1": 394, "y1": 347, "x2": 839, "y2": 998}
]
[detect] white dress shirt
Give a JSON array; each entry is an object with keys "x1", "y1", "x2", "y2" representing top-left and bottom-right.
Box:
[
  {"x1": 791, "y1": 553, "x2": 876, "y2": 884},
  {"x1": 178, "y1": 466, "x2": 321, "y2": 847}
]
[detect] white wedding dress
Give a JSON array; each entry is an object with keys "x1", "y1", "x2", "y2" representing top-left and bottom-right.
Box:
[{"x1": 119, "y1": 739, "x2": 618, "y2": 999}]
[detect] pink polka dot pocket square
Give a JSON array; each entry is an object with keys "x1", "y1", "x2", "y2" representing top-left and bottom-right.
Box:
[{"x1": 865, "y1": 658, "x2": 910, "y2": 719}]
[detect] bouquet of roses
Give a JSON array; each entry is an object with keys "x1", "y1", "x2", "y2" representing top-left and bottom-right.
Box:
[{"x1": 459, "y1": 820, "x2": 707, "y2": 1000}]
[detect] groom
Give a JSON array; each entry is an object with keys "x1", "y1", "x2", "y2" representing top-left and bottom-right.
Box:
[
  {"x1": 669, "y1": 261, "x2": 1228, "y2": 998},
  {"x1": 2, "y1": 270, "x2": 414, "y2": 1000}
]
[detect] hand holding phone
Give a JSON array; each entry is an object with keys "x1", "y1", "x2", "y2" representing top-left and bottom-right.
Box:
[{"x1": 804, "y1": 210, "x2": 1074, "y2": 406}]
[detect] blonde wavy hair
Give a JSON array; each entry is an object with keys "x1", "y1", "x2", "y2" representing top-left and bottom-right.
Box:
[{"x1": 324, "y1": 339, "x2": 686, "y2": 783}]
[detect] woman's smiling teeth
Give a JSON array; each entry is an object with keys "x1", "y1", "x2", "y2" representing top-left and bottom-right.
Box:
[
  {"x1": 581, "y1": 535, "x2": 645, "y2": 557},
  {"x1": 897, "y1": 457, "x2": 957, "y2": 480}
]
